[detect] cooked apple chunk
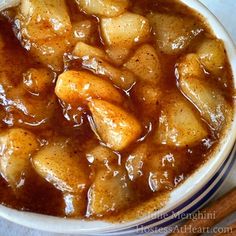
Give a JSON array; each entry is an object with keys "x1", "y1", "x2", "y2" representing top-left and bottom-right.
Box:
[
  {"x1": 87, "y1": 167, "x2": 133, "y2": 216},
  {"x1": 176, "y1": 53, "x2": 205, "y2": 80},
  {"x1": 77, "y1": 0, "x2": 129, "y2": 17},
  {"x1": 0, "y1": 128, "x2": 39, "y2": 189},
  {"x1": 177, "y1": 52, "x2": 231, "y2": 130},
  {"x1": 82, "y1": 57, "x2": 136, "y2": 90},
  {"x1": 72, "y1": 42, "x2": 108, "y2": 60},
  {"x1": 88, "y1": 99, "x2": 142, "y2": 151},
  {"x1": 147, "y1": 13, "x2": 203, "y2": 55},
  {"x1": 124, "y1": 44, "x2": 162, "y2": 84},
  {"x1": 55, "y1": 70, "x2": 123, "y2": 106},
  {"x1": 86, "y1": 145, "x2": 117, "y2": 163},
  {"x1": 155, "y1": 91, "x2": 208, "y2": 147},
  {"x1": 101, "y1": 12, "x2": 150, "y2": 48},
  {"x1": 0, "y1": 0, "x2": 20, "y2": 12},
  {"x1": 144, "y1": 147, "x2": 186, "y2": 191},
  {"x1": 32, "y1": 141, "x2": 89, "y2": 216},
  {"x1": 106, "y1": 46, "x2": 130, "y2": 66},
  {"x1": 126, "y1": 144, "x2": 148, "y2": 181},
  {"x1": 19, "y1": 0, "x2": 71, "y2": 40},
  {"x1": 196, "y1": 39, "x2": 226, "y2": 75},
  {"x1": 32, "y1": 37, "x2": 70, "y2": 71},
  {"x1": 132, "y1": 82, "x2": 162, "y2": 120},
  {"x1": 178, "y1": 71, "x2": 230, "y2": 131},
  {"x1": 16, "y1": 0, "x2": 72, "y2": 71},
  {"x1": 32, "y1": 142, "x2": 88, "y2": 194},
  {"x1": 71, "y1": 20, "x2": 95, "y2": 44}
]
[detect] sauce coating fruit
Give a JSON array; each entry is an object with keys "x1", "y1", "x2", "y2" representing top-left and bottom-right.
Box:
[{"x1": 0, "y1": 0, "x2": 234, "y2": 221}]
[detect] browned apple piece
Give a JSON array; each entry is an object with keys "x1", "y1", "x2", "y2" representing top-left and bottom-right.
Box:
[{"x1": 55, "y1": 70, "x2": 123, "y2": 106}]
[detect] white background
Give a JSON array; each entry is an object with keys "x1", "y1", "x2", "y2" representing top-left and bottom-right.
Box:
[{"x1": 0, "y1": 0, "x2": 235, "y2": 235}]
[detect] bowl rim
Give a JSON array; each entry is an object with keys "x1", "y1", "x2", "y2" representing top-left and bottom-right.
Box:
[{"x1": 0, "y1": 0, "x2": 236, "y2": 234}]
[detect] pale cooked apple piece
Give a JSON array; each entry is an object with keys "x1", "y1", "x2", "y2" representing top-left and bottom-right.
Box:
[
  {"x1": 55, "y1": 70, "x2": 123, "y2": 106},
  {"x1": 87, "y1": 167, "x2": 133, "y2": 216},
  {"x1": 145, "y1": 148, "x2": 179, "y2": 191},
  {"x1": 196, "y1": 38, "x2": 226, "y2": 75},
  {"x1": 23, "y1": 68, "x2": 54, "y2": 95},
  {"x1": 154, "y1": 91, "x2": 208, "y2": 147},
  {"x1": 106, "y1": 47, "x2": 130, "y2": 66},
  {"x1": 86, "y1": 145, "x2": 117, "y2": 163},
  {"x1": 0, "y1": 128, "x2": 39, "y2": 189},
  {"x1": 32, "y1": 141, "x2": 89, "y2": 216},
  {"x1": 30, "y1": 37, "x2": 69, "y2": 71},
  {"x1": 132, "y1": 82, "x2": 162, "y2": 119},
  {"x1": 126, "y1": 144, "x2": 148, "y2": 181},
  {"x1": 176, "y1": 53, "x2": 205, "y2": 80},
  {"x1": 71, "y1": 20, "x2": 94, "y2": 44},
  {"x1": 19, "y1": 0, "x2": 71, "y2": 41},
  {"x1": 77, "y1": 0, "x2": 129, "y2": 17},
  {"x1": 82, "y1": 57, "x2": 136, "y2": 90},
  {"x1": 178, "y1": 72, "x2": 231, "y2": 130},
  {"x1": 147, "y1": 13, "x2": 203, "y2": 55},
  {"x1": 101, "y1": 12, "x2": 150, "y2": 48},
  {"x1": 72, "y1": 42, "x2": 108, "y2": 61},
  {"x1": 17, "y1": 0, "x2": 72, "y2": 71},
  {"x1": 148, "y1": 171, "x2": 174, "y2": 192},
  {"x1": 88, "y1": 99, "x2": 142, "y2": 151},
  {"x1": 32, "y1": 142, "x2": 89, "y2": 194},
  {"x1": 132, "y1": 83, "x2": 162, "y2": 106},
  {"x1": 0, "y1": 0, "x2": 20, "y2": 11},
  {"x1": 124, "y1": 44, "x2": 161, "y2": 84}
]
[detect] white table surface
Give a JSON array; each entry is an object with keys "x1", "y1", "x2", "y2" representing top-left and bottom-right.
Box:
[{"x1": 0, "y1": 0, "x2": 235, "y2": 235}]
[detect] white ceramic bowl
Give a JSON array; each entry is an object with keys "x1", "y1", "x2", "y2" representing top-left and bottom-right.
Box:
[{"x1": 0, "y1": 0, "x2": 236, "y2": 235}]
